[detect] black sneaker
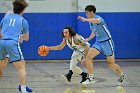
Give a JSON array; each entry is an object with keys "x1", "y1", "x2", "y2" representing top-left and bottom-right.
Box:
[
  {"x1": 62, "y1": 74, "x2": 72, "y2": 82},
  {"x1": 80, "y1": 72, "x2": 88, "y2": 83},
  {"x1": 118, "y1": 74, "x2": 126, "y2": 85}
]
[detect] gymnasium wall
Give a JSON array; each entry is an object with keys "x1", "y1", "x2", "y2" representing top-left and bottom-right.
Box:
[{"x1": 0, "y1": 0, "x2": 140, "y2": 60}]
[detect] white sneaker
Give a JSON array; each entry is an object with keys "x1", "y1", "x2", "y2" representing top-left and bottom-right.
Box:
[
  {"x1": 117, "y1": 74, "x2": 126, "y2": 86},
  {"x1": 21, "y1": 92, "x2": 29, "y2": 93},
  {"x1": 82, "y1": 78, "x2": 95, "y2": 85}
]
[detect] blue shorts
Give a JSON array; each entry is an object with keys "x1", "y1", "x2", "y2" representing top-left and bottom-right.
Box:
[
  {"x1": 0, "y1": 40, "x2": 24, "y2": 63},
  {"x1": 92, "y1": 39, "x2": 115, "y2": 57}
]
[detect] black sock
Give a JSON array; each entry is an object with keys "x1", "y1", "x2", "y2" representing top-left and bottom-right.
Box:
[
  {"x1": 79, "y1": 72, "x2": 86, "y2": 76},
  {"x1": 67, "y1": 70, "x2": 73, "y2": 76}
]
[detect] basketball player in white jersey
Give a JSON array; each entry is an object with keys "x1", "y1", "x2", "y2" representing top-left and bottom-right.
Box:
[{"x1": 48, "y1": 26, "x2": 90, "y2": 83}]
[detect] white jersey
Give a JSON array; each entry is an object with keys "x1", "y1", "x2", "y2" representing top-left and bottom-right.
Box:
[{"x1": 66, "y1": 35, "x2": 90, "y2": 53}]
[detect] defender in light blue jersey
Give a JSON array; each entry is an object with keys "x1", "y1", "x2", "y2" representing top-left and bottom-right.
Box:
[
  {"x1": 0, "y1": 0, "x2": 32, "y2": 93},
  {"x1": 78, "y1": 5, "x2": 125, "y2": 85}
]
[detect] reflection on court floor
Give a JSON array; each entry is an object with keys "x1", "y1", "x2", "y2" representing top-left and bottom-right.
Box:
[
  {"x1": 63, "y1": 86, "x2": 125, "y2": 93},
  {"x1": 63, "y1": 87, "x2": 95, "y2": 93},
  {"x1": 116, "y1": 86, "x2": 125, "y2": 93}
]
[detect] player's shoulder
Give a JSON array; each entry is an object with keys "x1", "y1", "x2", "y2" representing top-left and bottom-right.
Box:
[
  {"x1": 95, "y1": 15, "x2": 103, "y2": 19},
  {"x1": 73, "y1": 34, "x2": 82, "y2": 40},
  {"x1": 3, "y1": 13, "x2": 14, "y2": 20},
  {"x1": 22, "y1": 18, "x2": 27, "y2": 22},
  {"x1": 96, "y1": 15, "x2": 106, "y2": 24},
  {"x1": 22, "y1": 17, "x2": 28, "y2": 25}
]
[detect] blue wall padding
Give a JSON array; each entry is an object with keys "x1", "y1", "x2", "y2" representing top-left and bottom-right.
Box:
[{"x1": 0, "y1": 12, "x2": 140, "y2": 59}]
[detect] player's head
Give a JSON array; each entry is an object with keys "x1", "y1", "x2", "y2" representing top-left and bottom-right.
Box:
[
  {"x1": 85, "y1": 5, "x2": 96, "y2": 18},
  {"x1": 13, "y1": 0, "x2": 28, "y2": 14},
  {"x1": 13, "y1": 0, "x2": 29, "y2": 6},
  {"x1": 62, "y1": 26, "x2": 76, "y2": 39}
]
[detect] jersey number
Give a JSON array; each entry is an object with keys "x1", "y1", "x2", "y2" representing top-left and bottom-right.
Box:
[{"x1": 9, "y1": 19, "x2": 16, "y2": 26}]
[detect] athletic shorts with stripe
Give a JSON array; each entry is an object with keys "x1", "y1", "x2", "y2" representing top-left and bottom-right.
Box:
[
  {"x1": 92, "y1": 39, "x2": 115, "y2": 57},
  {"x1": 0, "y1": 40, "x2": 24, "y2": 63}
]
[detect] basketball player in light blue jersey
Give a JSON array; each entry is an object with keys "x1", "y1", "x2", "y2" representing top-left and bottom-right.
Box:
[
  {"x1": 0, "y1": 0, "x2": 32, "y2": 93},
  {"x1": 0, "y1": 0, "x2": 28, "y2": 75},
  {"x1": 78, "y1": 5, "x2": 125, "y2": 85},
  {"x1": 48, "y1": 26, "x2": 89, "y2": 83}
]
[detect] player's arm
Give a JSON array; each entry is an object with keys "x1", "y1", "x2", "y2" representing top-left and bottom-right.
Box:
[
  {"x1": 22, "y1": 33, "x2": 29, "y2": 41},
  {"x1": 19, "y1": 34, "x2": 24, "y2": 44},
  {"x1": 78, "y1": 16, "x2": 101, "y2": 24},
  {"x1": 49, "y1": 39, "x2": 66, "y2": 50},
  {"x1": 22, "y1": 19, "x2": 29, "y2": 41},
  {"x1": 85, "y1": 31, "x2": 95, "y2": 42},
  {"x1": 74, "y1": 35, "x2": 90, "y2": 58}
]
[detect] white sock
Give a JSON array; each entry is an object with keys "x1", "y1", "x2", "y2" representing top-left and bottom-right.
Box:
[
  {"x1": 121, "y1": 72, "x2": 124, "y2": 76},
  {"x1": 21, "y1": 86, "x2": 26, "y2": 92},
  {"x1": 89, "y1": 74, "x2": 94, "y2": 80}
]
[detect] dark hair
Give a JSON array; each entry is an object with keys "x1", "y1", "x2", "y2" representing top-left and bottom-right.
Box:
[
  {"x1": 13, "y1": 0, "x2": 28, "y2": 14},
  {"x1": 62, "y1": 26, "x2": 76, "y2": 37},
  {"x1": 85, "y1": 5, "x2": 96, "y2": 14}
]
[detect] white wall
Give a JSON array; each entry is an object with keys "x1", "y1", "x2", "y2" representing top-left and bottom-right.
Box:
[
  {"x1": 0, "y1": 0, "x2": 12, "y2": 13},
  {"x1": 25, "y1": 0, "x2": 77, "y2": 13},
  {"x1": 78, "y1": 0, "x2": 94, "y2": 12},
  {"x1": 0, "y1": 0, "x2": 78, "y2": 13},
  {"x1": 93, "y1": 0, "x2": 140, "y2": 12},
  {"x1": 0, "y1": 0, "x2": 140, "y2": 13}
]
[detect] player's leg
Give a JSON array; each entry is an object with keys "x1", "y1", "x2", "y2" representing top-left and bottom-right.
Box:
[
  {"x1": 0, "y1": 60, "x2": 4, "y2": 77},
  {"x1": 62, "y1": 52, "x2": 87, "y2": 82},
  {"x1": 102, "y1": 40, "x2": 125, "y2": 85},
  {"x1": 0, "y1": 40, "x2": 7, "y2": 78},
  {"x1": 0, "y1": 57, "x2": 9, "y2": 77},
  {"x1": 70, "y1": 52, "x2": 88, "y2": 83},
  {"x1": 6, "y1": 40, "x2": 32, "y2": 93},
  {"x1": 3, "y1": 57, "x2": 9, "y2": 69},
  {"x1": 13, "y1": 60, "x2": 26, "y2": 86},
  {"x1": 2, "y1": 56, "x2": 9, "y2": 71},
  {"x1": 62, "y1": 52, "x2": 80, "y2": 82},
  {"x1": 107, "y1": 55, "x2": 125, "y2": 85},
  {"x1": 82, "y1": 47, "x2": 100, "y2": 84},
  {"x1": 107, "y1": 55, "x2": 124, "y2": 76},
  {"x1": 0, "y1": 60, "x2": 3, "y2": 78}
]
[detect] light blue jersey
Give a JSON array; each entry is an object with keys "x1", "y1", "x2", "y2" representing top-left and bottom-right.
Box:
[
  {"x1": 90, "y1": 15, "x2": 111, "y2": 42},
  {"x1": 90, "y1": 15, "x2": 114, "y2": 56},
  {"x1": 0, "y1": 14, "x2": 29, "y2": 41},
  {"x1": 0, "y1": 14, "x2": 29, "y2": 62}
]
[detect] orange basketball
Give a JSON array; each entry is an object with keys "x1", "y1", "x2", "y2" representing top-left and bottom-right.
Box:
[{"x1": 38, "y1": 45, "x2": 49, "y2": 56}]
